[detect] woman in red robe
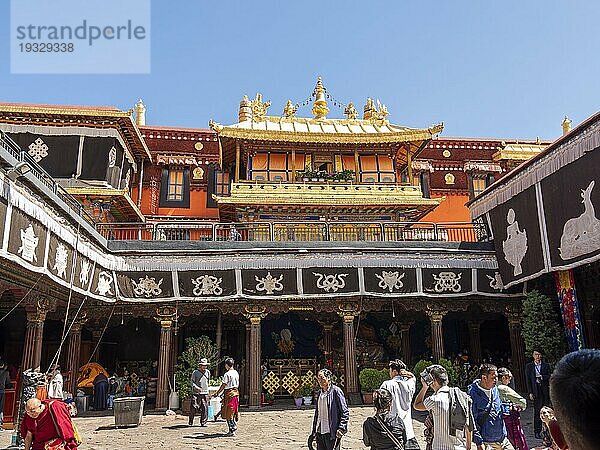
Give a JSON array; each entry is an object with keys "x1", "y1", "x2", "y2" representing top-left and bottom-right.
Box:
[{"x1": 20, "y1": 398, "x2": 78, "y2": 450}]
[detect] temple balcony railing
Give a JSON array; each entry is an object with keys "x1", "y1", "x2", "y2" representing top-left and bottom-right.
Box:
[{"x1": 96, "y1": 220, "x2": 485, "y2": 243}]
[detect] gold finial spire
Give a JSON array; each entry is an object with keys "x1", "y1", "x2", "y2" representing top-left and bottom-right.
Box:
[
  {"x1": 312, "y1": 76, "x2": 329, "y2": 120},
  {"x1": 283, "y1": 100, "x2": 297, "y2": 118},
  {"x1": 239, "y1": 95, "x2": 252, "y2": 122},
  {"x1": 562, "y1": 115, "x2": 572, "y2": 135},
  {"x1": 135, "y1": 99, "x2": 146, "y2": 126}
]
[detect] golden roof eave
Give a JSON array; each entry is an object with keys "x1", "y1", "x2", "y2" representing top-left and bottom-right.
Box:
[
  {"x1": 492, "y1": 143, "x2": 546, "y2": 162},
  {"x1": 211, "y1": 117, "x2": 443, "y2": 145},
  {"x1": 0, "y1": 104, "x2": 153, "y2": 162},
  {"x1": 0, "y1": 104, "x2": 131, "y2": 118}
]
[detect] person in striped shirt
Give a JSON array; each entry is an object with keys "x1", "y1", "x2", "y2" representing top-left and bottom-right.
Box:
[{"x1": 414, "y1": 364, "x2": 472, "y2": 450}]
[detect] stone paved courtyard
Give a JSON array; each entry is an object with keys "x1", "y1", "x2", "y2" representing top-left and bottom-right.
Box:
[{"x1": 0, "y1": 404, "x2": 541, "y2": 449}]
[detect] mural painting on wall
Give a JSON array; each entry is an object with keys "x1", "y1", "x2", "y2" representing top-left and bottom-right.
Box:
[{"x1": 272, "y1": 328, "x2": 295, "y2": 356}]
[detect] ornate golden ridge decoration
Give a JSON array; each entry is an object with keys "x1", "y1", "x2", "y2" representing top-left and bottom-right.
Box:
[{"x1": 215, "y1": 123, "x2": 443, "y2": 144}]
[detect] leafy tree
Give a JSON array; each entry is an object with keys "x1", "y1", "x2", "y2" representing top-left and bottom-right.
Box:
[
  {"x1": 175, "y1": 336, "x2": 220, "y2": 400},
  {"x1": 521, "y1": 290, "x2": 566, "y2": 365}
]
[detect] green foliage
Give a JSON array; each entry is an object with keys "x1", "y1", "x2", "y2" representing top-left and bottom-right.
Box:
[
  {"x1": 298, "y1": 384, "x2": 313, "y2": 397},
  {"x1": 175, "y1": 336, "x2": 219, "y2": 400},
  {"x1": 521, "y1": 290, "x2": 567, "y2": 365},
  {"x1": 438, "y1": 358, "x2": 458, "y2": 385},
  {"x1": 359, "y1": 368, "x2": 388, "y2": 392}
]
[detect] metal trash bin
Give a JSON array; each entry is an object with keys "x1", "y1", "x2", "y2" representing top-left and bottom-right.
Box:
[
  {"x1": 113, "y1": 396, "x2": 145, "y2": 427},
  {"x1": 75, "y1": 395, "x2": 88, "y2": 413}
]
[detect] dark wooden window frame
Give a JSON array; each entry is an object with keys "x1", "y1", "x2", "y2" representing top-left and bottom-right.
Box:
[{"x1": 160, "y1": 165, "x2": 190, "y2": 208}]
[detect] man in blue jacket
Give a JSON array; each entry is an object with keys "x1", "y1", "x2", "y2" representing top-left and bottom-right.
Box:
[
  {"x1": 311, "y1": 368, "x2": 349, "y2": 450},
  {"x1": 467, "y1": 363, "x2": 515, "y2": 450}
]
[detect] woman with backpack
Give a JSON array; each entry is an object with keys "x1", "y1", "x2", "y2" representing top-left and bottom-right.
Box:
[{"x1": 363, "y1": 388, "x2": 407, "y2": 450}]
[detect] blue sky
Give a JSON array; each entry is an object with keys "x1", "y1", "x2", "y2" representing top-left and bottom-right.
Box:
[{"x1": 1, "y1": 0, "x2": 599, "y2": 140}]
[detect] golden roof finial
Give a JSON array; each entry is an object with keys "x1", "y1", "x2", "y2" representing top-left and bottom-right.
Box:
[
  {"x1": 344, "y1": 102, "x2": 357, "y2": 119},
  {"x1": 135, "y1": 99, "x2": 146, "y2": 126},
  {"x1": 312, "y1": 76, "x2": 329, "y2": 120},
  {"x1": 562, "y1": 115, "x2": 572, "y2": 135},
  {"x1": 250, "y1": 93, "x2": 271, "y2": 122},
  {"x1": 283, "y1": 100, "x2": 297, "y2": 118},
  {"x1": 239, "y1": 95, "x2": 252, "y2": 122}
]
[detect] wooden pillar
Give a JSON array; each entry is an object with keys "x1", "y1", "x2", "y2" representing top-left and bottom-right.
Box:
[
  {"x1": 291, "y1": 148, "x2": 296, "y2": 182},
  {"x1": 65, "y1": 320, "x2": 85, "y2": 395},
  {"x1": 136, "y1": 158, "x2": 144, "y2": 207},
  {"x1": 353, "y1": 149, "x2": 360, "y2": 183},
  {"x1": 243, "y1": 322, "x2": 251, "y2": 405},
  {"x1": 400, "y1": 323, "x2": 412, "y2": 364},
  {"x1": 426, "y1": 309, "x2": 446, "y2": 362},
  {"x1": 322, "y1": 324, "x2": 333, "y2": 368},
  {"x1": 155, "y1": 307, "x2": 176, "y2": 410},
  {"x1": 341, "y1": 314, "x2": 359, "y2": 395},
  {"x1": 248, "y1": 316, "x2": 262, "y2": 407},
  {"x1": 22, "y1": 296, "x2": 55, "y2": 372},
  {"x1": 467, "y1": 320, "x2": 483, "y2": 364},
  {"x1": 406, "y1": 143, "x2": 413, "y2": 184},
  {"x1": 22, "y1": 314, "x2": 45, "y2": 372},
  {"x1": 506, "y1": 308, "x2": 526, "y2": 391},
  {"x1": 235, "y1": 140, "x2": 241, "y2": 182}
]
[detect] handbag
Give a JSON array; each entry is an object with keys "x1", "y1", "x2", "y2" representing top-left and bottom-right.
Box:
[{"x1": 375, "y1": 415, "x2": 404, "y2": 450}]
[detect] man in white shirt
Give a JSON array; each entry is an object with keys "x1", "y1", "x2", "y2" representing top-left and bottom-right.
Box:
[
  {"x1": 380, "y1": 359, "x2": 420, "y2": 449},
  {"x1": 414, "y1": 364, "x2": 473, "y2": 450},
  {"x1": 210, "y1": 358, "x2": 240, "y2": 436}
]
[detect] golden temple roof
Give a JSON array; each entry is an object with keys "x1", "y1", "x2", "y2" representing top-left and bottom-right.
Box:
[
  {"x1": 210, "y1": 116, "x2": 443, "y2": 145},
  {"x1": 210, "y1": 77, "x2": 443, "y2": 145}
]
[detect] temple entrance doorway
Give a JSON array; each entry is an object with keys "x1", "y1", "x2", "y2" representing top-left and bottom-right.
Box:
[{"x1": 260, "y1": 313, "x2": 326, "y2": 399}]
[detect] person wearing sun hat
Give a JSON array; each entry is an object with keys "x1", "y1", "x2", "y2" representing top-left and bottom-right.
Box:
[{"x1": 189, "y1": 358, "x2": 210, "y2": 427}]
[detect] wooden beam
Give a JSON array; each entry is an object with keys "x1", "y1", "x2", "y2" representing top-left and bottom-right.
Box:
[
  {"x1": 291, "y1": 148, "x2": 296, "y2": 183},
  {"x1": 235, "y1": 140, "x2": 241, "y2": 182}
]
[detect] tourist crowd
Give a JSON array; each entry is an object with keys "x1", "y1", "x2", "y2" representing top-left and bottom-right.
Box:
[{"x1": 8, "y1": 348, "x2": 599, "y2": 450}]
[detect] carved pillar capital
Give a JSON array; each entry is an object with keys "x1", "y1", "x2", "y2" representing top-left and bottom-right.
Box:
[
  {"x1": 322, "y1": 324, "x2": 334, "y2": 332},
  {"x1": 25, "y1": 295, "x2": 57, "y2": 323},
  {"x1": 337, "y1": 302, "x2": 360, "y2": 322},
  {"x1": 425, "y1": 309, "x2": 447, "y2": 323},
  {"x1": 154, "y1": 305, "x2": 177, "y2": 328},
  {"x1": 243, "y1": 304, "x2": 267, "y2": 324}
]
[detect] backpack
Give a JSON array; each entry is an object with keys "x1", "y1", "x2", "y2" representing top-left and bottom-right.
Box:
[{"x1": 447, "y1": 387, "x2": 474, "y2": 436}]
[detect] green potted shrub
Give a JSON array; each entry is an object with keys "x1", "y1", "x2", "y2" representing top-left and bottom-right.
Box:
[
  {"x1": 299, "y1": 384, "x2": 313, "y2": 405},
  {"x1": 293, "y1": 387, "x2": 303, "y2": 407},
  {"x1": 174, "y1": 336, "x2": 219, "y2": 414},
  {"x1": 359, "y1": 368, "x2": 383, "y2": 404}
]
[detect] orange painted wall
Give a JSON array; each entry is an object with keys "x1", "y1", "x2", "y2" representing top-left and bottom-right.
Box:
[
  {"x1": 419, "y1": 194, "x2": 470, "y2": 223},
  {"x1": 134, "y1": 186, "x2": 219, "y2": 219}
]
